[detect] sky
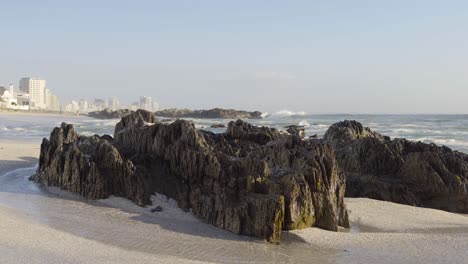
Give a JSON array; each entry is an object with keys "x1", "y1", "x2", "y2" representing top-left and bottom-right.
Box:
[{"x1": 1, "y1": 0, "x2": 467, "y2": 114}]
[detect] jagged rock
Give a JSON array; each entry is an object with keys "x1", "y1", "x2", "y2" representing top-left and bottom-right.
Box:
[
  {"x1": 285, "y1": 125, "x2": 306, "y2": 139},
  {"x1": 32, "y1": 110, "x2": 349, "y2": 243},
  {"x1": 210, "y1": 124, "x2": 226, "y2": 128},
  {"x1": 155, "y1": 108, "x2": 263, "y2": 119},
  {"x1": 324, "y1": 120, "x2": 468, "y2": 213},
  {"x1": 88, "y1": 108, "x2": 134, "y2": 119}
]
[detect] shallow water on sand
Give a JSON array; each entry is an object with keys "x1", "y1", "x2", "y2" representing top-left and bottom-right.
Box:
[{"x1": 0, "y1": 166, "x2": 341, "y2": 264}]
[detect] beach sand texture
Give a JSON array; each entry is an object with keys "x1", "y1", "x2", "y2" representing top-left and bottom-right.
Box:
[{"x1": 0, "y1": 139, "x2": 467, "y2": 264}]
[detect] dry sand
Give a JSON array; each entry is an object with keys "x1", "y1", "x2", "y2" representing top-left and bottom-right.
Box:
[
  {"x1": 1, "y1": 139, "x2": 467, "y2": 263},
  {"x1": 288, "y1": 199, "x2": 468, "y2": 263}
]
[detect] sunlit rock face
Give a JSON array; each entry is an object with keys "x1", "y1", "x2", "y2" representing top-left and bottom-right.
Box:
[
  {"x1": 33, "y1": 110, "x2": 349, "y2": 243},
  {"x1": 325, "y1": 120, "x2": 468, "y2": 213}
]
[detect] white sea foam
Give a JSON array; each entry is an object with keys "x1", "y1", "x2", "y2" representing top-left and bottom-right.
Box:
[
  {"x1": 272, "y1": 110, "x2": 307, "y2": 117},
  {"x1": 298, "y1": 120, "x2": 310, "y2": 127}
]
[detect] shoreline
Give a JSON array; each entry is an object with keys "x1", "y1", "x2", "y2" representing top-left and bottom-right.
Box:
[
  {"x1": 1, "y1": 139, "x2": 468, "y2": 263},
  {"x1": 0, "y1": 140, "x2": 40, "y2": 176},
  {"x1": 0, "y1": 109, "x2": 80, "y2": 117}
]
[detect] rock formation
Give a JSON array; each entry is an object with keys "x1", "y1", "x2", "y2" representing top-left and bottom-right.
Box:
[
  {"x1": 32, "y1": 110, "x2": 349, "y2": 243},
  {"x1": 324, "y1": 120, "x2": 468, "y2": 213},
  {"x1": 88, "y1": 108, "x2": 134, "y2": 119},
  {"x1": 210, "y1": 124, "x2": 226, "y2": 128},
  {"x1": 285, "y1": 125, "x2": 306, "y2": 139},
  {"x1": 155, "y1": 108, "x2": 263, "y2": 119}
]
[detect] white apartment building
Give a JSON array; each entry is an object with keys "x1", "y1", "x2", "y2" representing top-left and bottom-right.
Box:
[
  {"x1": 79, "y1": 99, "x2": 88, "y2": 112},
  {"x1": 152, "y1": 101, "x2": 160, "y2": 111},
  {"x1": 0, "y1": 84, "x2": 29, "y2": 110},
  {"x1": 44, "y1": 88, "x2": 60, "y2": 110},
  {"x1": 139, "y1": 96, "x2": 152, "y2": 111},
  {"x1": 64, "y1": 101, "x2": 80, "y2": 113},
  {"x1": 108, "y1": 97, "x2": 120, "y2": 111},
  {"x1": 19, "y1": 77, "x2": 47, "y2": 109}
]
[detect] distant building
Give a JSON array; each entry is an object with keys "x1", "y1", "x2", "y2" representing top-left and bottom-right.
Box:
[
  {"x1": 0, "y1": 84, "x2": 29, "y2": 110},
  {"x1": 108, "y1": 97, "x2": 119, "y2": 111},
  {"x1": 45, "y1": 88, "x2": 52, "y2": 109},
  {"x1": 0, "y1": 88, "x2": 17, "y2": 109},
  {"x1": 139, "y1": 96, "x2": 159, "y2": 111},
  {"x1": 15, "y1": 90, "x2": 30, "y2": 109},
  {"x1": 79, "y1": 99, "x2": 88, "y2": 112},
  {"x1": 128, "y1": 101, "x2": 140, "y2": 111},
  {"x1": 51, "y1": 94, "x2": 60, "y2": 110},
  {"x1": 64, "y1": 101, "x2": 79, "y2": 113},
  {"x1": 139, "y1": 96, "x2": 152, "y2": 111},
  {"x1": 94, "y1": 99, "x2": 106, "y2": 110},
  {"x1": 8, "y1": 84, "x2": 14, "y2": 96},
  {"x1": 20, "y1": 77, "x2": 47, "y2": 109},
  {"x1": 152, "y1": 101, "x2": 160, "y2": 111}
]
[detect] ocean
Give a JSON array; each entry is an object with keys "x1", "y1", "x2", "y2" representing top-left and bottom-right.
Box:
[
  {"x1": 1, "y1": 111, "x2": 468, "y2": 263},
  {"x1": 1, "y1": 112, "x2": 468, "y2": 153}
]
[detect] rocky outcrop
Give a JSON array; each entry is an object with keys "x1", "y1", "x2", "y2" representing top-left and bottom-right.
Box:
[
  {"x1": 324, "y1": 120, "x2": 468, "y2": 213},
  {"x1": 285, "y1": 125, "x2": 306, "y2": 139},
  {"x1": 210, "y1": 124, "x2": 226, "y2": 128},
  {"x1": 32, "y1": 110, "x2": 349, "y2": 243},
  {"x1": 155, "y1": 108, "x2": 263, "y2": 119},
  {"x1": 88, "y1": 108, "x2": 134, "y2": 119}
]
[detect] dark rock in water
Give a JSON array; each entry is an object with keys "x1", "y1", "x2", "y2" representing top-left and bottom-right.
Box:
[
  {"x1": 210, "y1": 124, "x2": 226, "y2": 128},
  {"x1": 88, "y1": 108, "x2": 134, "y2": 119},
  {"x1": 284, "y1": 125, "x2": 306, "y2": 139},
  {"x1": 32, "y1": 110, "x2": 349, "y2": 243},
  {"x1": 151, "y1": 206, "x2": 163, "y2": 213},
  {"x1": 324, "y1": 120, "x2": 468, "y2": 213},
  {"x1": 155, "y1": 108, "x2": 263, "y2": 119},
  {"x1": 309, "y1": 134, "x2": 318, "y2": 139}
]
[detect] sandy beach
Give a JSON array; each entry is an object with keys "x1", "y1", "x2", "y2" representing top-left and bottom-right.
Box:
[
  {"x1": 1, "y1": 138, "x2": 467, "y2": 263},
  {"x1": 0, "y1": 140, "x2": 40, "y2": 176},
  {"x1": 0, "y1": 109, "x2": 79, "y2": 117},
  {"x1": 0, "y1": 139, "x2": 214, "y2": 264}
]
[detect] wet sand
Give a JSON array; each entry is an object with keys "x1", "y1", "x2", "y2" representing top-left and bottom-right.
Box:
[
  {"x1": 0, "y1": 140, "x2": 40, "y2": 176},
  {"x1": 0, "y1": 139, "x2": 467, "y2": 263}
]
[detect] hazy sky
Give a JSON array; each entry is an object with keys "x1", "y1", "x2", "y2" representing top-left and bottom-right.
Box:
[{"x1": 1, "y1": 0, "x2": 467, "y2": 113}]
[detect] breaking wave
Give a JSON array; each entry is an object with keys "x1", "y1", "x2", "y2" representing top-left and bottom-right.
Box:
[{"x1": 272, "y1": 110, "x2": 307, "y2": 117}]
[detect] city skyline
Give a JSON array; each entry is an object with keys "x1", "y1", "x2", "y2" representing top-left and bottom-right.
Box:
[{"x1": 1, "y1": 76, "x2": 159, "y2": 113}]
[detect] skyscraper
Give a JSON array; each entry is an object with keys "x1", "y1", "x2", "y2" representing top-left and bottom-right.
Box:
[{"x1": 19, "y1": 77, "x2": 47, "y2": 109}]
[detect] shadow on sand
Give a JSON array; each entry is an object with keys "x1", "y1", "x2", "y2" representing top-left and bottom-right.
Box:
[{"x1": 0, "y1": 156, "x2": 38, "y2": 175}]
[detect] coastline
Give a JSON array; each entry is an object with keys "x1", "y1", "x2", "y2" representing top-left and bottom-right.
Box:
[
  {"x1": 0, "y1": 139, "x2": 215, "y2": 264},
  {"x1": 0, "y1": 138, "x2": 467, "y2": 263},
  {"x1": 0, "y1": 109, "x2": 80, "y2": 117}
]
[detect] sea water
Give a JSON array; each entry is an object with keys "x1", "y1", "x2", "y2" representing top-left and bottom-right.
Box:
[{"x1": 1, "y1": 112, "x2": 468, "y2": 153}]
